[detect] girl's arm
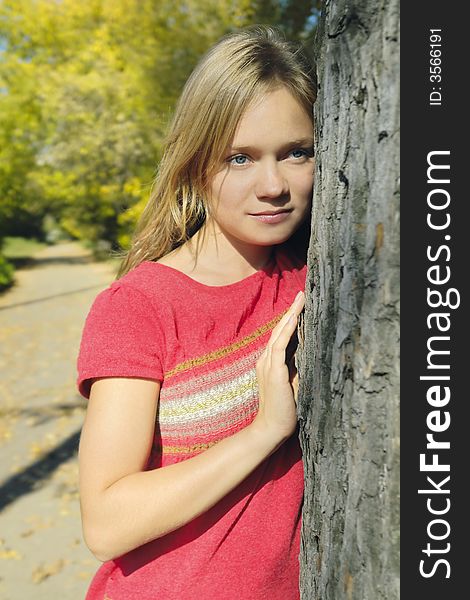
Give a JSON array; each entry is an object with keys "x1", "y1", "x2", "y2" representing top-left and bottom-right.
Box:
[{"x1": 79, "y1": 292, "x2": 305, "y2": 562}]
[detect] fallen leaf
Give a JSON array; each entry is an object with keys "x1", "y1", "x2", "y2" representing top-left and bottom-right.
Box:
[
  {"x1": 31, "y1": 559, "x2": 65, "y2": 584},
  {"x1": 20, "y1": 529, "x2": 35, "y2": 538},
  {"x1": 0, "y1": 549, "x2": 22, "y2": 560}
]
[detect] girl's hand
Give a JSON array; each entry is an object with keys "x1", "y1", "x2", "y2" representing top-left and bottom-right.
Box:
[{"x1": 251, "y1": 291, "x2": 305, "y2": 446}]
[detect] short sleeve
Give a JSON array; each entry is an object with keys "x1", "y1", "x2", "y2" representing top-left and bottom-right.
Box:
[{"x1": 77, "y1": 282, "x2": 165, "y2": 399}]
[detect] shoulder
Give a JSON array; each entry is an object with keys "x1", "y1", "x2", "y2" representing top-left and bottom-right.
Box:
[
  {"x1": 88, "y1": 259, "x2": 198, "y2": 328},
  {"x1": 77, "y1": 266, "x2": 167, "y2": 399},
  {"x1": 82, "y1": 262, "x2": 173, "y2": 335},
  {"x1": 112, "y1": 260, "x2": 179, "y2": 304},
  {"x1": 115, "y1": 261, "x2": 161, "y2": 294}
]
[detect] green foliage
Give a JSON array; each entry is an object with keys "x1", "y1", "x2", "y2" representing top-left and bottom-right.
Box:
[
  {"x1": 2, "y1": 236, "x2": 48, "y2": 259},
  {"x1": 0, "y1": 253, "x2": 15, "y2": 291},
  {"x1": 250, "y1": 0, "x2": 321, "y2": 41},
  {"x1": 0, "y1": 0, "x2": 319, "y2": 254}
]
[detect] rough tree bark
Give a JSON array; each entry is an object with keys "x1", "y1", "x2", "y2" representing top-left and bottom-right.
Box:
[{"x1": 296, "y1": 1, "x2": 400, "y2": 599}]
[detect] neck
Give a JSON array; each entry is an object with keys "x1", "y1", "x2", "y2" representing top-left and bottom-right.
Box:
[{"x1": 187, "y1": 219, "x2": 274, "y2": 277}]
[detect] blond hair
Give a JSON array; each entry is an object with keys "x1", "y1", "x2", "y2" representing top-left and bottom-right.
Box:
[{"x1": 116, "y1": 25, "x2": 316, "y2": 279}]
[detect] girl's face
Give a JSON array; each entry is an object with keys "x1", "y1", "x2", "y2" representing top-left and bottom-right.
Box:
[{"x1": 207, "y1": 86, "x2": 314, "y2": 250}]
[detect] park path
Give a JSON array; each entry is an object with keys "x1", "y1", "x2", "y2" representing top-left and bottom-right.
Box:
[{"x1": 0, "y1": 242, "x2": 118, "y2": 600}]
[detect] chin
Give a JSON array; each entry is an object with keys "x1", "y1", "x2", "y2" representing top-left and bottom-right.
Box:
[
  {"x1": 247, "y1": 232, "x2": 295, "y2": 247},
  {"x1": 259, "y1": 224, "x2": 303, "y2": 244}
]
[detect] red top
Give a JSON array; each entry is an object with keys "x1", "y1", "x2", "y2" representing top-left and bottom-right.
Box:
[{"x1": 77, "y1": 245, "x2": 307, "y2": 600}]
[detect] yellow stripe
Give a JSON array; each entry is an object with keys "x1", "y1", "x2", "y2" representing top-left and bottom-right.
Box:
[
  {"x1": 162, "y1": 440, "x2": 219, "y2": 454},
  {"x1": 164, "y1": 309, "x2": 287, "y2": 380},
  {"x1": 160, "y1": 378, "x2": 256, "y2": 420}
]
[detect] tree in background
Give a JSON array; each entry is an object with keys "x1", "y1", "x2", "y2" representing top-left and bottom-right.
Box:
[
  {"x1": 297, "y1": 1, "x2": 399, "y2": 598},
  {"x1": 250, "y1": 0, "x2": 320, "y2": 41},
  {"x1": 1, "y1": 4, "x2": 400, "y2": 596},
  {"x1": 0, "y1": 0, "x2": 319, "y2": 265}
]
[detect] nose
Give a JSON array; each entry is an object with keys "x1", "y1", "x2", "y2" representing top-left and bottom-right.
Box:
[{"x1": 255, "y1": 160, "x2": 289, "y2": 199}]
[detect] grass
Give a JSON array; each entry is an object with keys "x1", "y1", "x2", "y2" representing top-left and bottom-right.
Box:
[
  {"x1": 2, "y1": 237, "x2": 48, "y2": 260},
  {"x1": 2, "y1": 237, "x2": 49, "y2": 273}
]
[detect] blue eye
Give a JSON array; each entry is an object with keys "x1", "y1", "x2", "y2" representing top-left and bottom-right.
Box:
[
  {"x1": 228, "y1": 154, "x2": 249, "y2": 165},
  {"x1": 290, "y1": 148, "x2": 312, "y2": 159}
]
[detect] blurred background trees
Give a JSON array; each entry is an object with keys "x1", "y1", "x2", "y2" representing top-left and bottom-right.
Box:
[{"x1": 0, "y1": 0, "x2": 320, "y2": 288}]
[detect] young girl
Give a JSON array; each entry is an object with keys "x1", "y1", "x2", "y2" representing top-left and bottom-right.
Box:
[{"x1": 77, "y1": 25, "x2": 316, "y2": 600}]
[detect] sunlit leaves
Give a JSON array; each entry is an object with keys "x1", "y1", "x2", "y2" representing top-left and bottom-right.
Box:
[{"x1": 0, "y1": 0, "x2": 318, "y2": 251}]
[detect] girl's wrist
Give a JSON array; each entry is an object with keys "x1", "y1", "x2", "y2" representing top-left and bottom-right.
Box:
[{"x1": 245, "y1": 418, "x2": 289, "y2": 457}]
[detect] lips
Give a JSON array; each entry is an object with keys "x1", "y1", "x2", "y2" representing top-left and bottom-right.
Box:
[
  {"x1": 249, "y1": 209, "x2": 292, "y2": 216},
  {"x1": 248, "y1": 209, "x2": 293, "y2": 224}
]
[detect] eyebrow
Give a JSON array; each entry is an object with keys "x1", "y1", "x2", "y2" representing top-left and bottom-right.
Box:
[{"x1": 228, "y1": 137, "x2": 315, "y2": 154}]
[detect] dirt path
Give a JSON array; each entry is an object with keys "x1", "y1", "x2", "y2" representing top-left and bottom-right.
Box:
[{"x1": 0, "y1": 242, "x2": 118, "y2": 599}]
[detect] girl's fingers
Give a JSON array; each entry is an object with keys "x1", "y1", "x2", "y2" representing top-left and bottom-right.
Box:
[
  {"x1": 259, "y1": 291, "x2": 304, "y2": 363},
  {"x1": 269, "y1": 292, "x2": 304, "y2": 347},
  {"x1": 262, "y1": 312, "x2": 299, "y2": 368},
  {"x1": 269, "y1": 313, "x2": 300, "y2": 368}
]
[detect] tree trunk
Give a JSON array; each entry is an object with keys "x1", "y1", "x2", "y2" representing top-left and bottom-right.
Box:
[{"x1": 296, "y1": 1, "x2": 400, "y2": 599}]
